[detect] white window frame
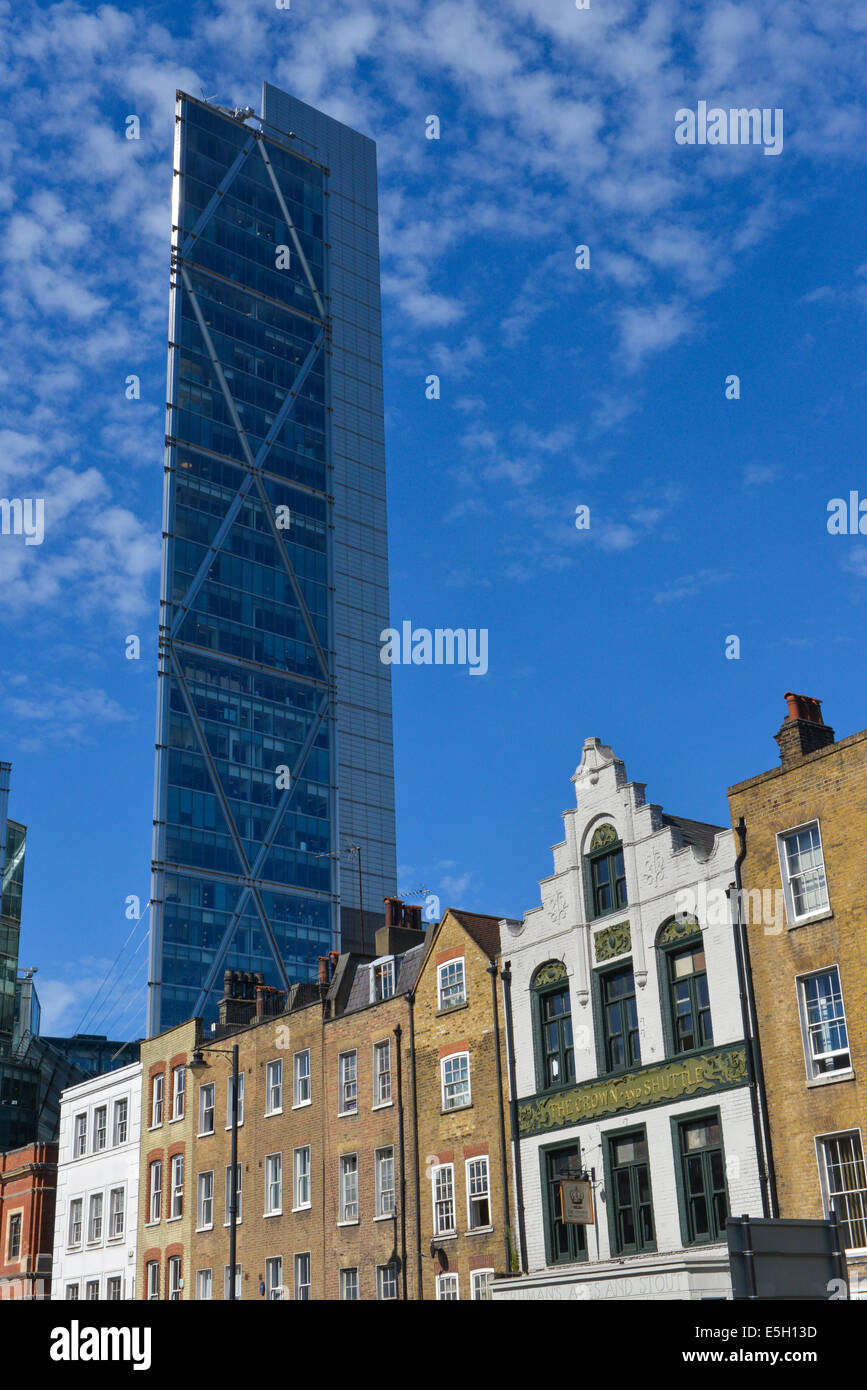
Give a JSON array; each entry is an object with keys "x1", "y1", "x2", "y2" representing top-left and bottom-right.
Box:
[
  {"x1": 87, "y1": 1192, "x2": 103, "y2": 1245},
  {"x1": 112, "y1": 1097, "x2": 128, "y2": 1147},
  {"x1": 224, "y1": 1264, "x2": 242, "y2": 1300},
  {"x1": 375, "y1": 1146, "x2": 396, "y2": 1219},
  {"x1": 293, "y1": 1145, "x2": 311, "y2": 1211},
  {"x1": 85, "y1": 1278, "x2": 100, "y2": 1301},
  {"x1": 73, "y1": 1112, "x2": 87, "y2": 1158},
  {"x1": 432, "y1": 1163, "x2": 456, "y2": 1236},
  {"x1": 437, "y1": 1273, "x2": 460, "y2": 1300},
  {"x1": 339, "y1": 1050, "x2": 358, "y2": 1115},
  {"x1": 168, "y1": 1254, "x2": 182, "y2": 1301},
  {"x1": 339, "y1": 1153, "x2": 359, "y2": 1223},
  {"x1": 199, "y1": 1082, "x2": 215, "y2": 1136},
  {"x1": 371, "y1": 955, "x2": 396, "y2": 1002},
  {"x1": 7, "y1": 1210, "x2": 21, "y2": 1260},
  {"x1": 373, "y1": 1039, "x2": 392, "y2": 1108},
  {"x1": 226, "y1": 1071, "x2": 245, "y2": 1128},
  {"x1": 441, "y1": 1052, "x2": 471, "y2": 1111},
  {"x1": 66, "y1": 1283, "x2": 80, "y2": 1300},
  {"x1": 146, "y1": 1261, "x2": 159, "y2": 1301},
  {"x1": 172, "y1": 1065, "x2": 186, "y2": 1121},
  {"x1": 377, "y1": 1263, "x2": 398, "y2": 1300},
  {"x1": 68, "y1": 1197, "x2": 83, "y2": 1248},
  {"x1": 170, "y1": 1153, "x2": 184, "y2": 1219},
  {"x1": 265, "y1": 1152, "x2": 283, "y2": 1216},
  {"x1": 438, "y1": 958, "x2": 466, "y2": 1010},
  {"x1": 225, "y1": 1164, "x2": 242, "y2": 1226},
  {"x1": 466, "y1": 1156, "x2": 491, "y2": 1230},
  {"x1": 777, "y1": 820, "x2": 830, "y2": 924},
  {"x1": 796, "y1": 965, "x2": 853, "y2": 1083},
  {"x1": 108, "y1": 1186, "x2": 125, "y2": 1241},
  {"x1": 151, "y1": 1073, "x2": 164, "y2": 1128},
  {"x1": 106, "y1": 1274, "x2": 122, "y2": 1301},
  {"x1": 817, "y1": 1129, "x2": 867, "y2": 1254},
  {"x1": 93, "y1": 1106, "x2": 107, "y2": 1152},
  {"x1": 471, "y1": 1268, "x2": 494, "y2": 1300},
  {"x1": 266, "y1": 1256, "x2": 284, "y2": 1300},
  {"x1": 195, "y1": 1268, "x2": 213, "y2": 1301},
  {"x1": 266, "y1": 1059, "x2": 283, "y2": 1115},
  {"x1": 197, "y1": 1171, "x2": 214, "y2": 1231},
  {"x1": 294, "y1": 1252, "x2": 311, "y2": 1301},
  {"x1": 293, "y1": 1049, "x2": 311, "y2": 1107},
  {"x1": 339, "y1": 1267, "x2": 359, "y2": 1301},
  {"x1": 148, "y1": 1159, "x2": 162, "y2": 1224}
]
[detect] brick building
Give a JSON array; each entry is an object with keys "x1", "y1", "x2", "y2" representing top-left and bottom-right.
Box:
[
  {"x1": 136, "y1": 1018, "x2": 198, "y2": 1301},
  {"x1": 136, "y1": 898, "x2": 516, "y2": 1298},
  {"x1": 0, "y1": 1141, "x2": 57, "y2": 1299},
  {"x1": 728, "y1": 693, "x2": 867, "y2": 1293},
  {"x1": 413, "y1": 908, "x2": 515, "y2": 1301},
  {"x1": 494, "y1": 738, "x2": 764, "y2": 1302}
]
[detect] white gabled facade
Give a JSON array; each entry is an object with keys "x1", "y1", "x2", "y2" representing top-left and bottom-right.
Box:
[
  {"x1": 51, "y1": 1061, "x2": 142, "y2": 1301},
  {"x1": 494, "y1": 738, "x2": 765, "y2": 1302}
]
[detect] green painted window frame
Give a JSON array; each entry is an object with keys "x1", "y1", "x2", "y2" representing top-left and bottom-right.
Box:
[
  {"x1": 538, "y1": 1138, "x2": 588, "y2": 1267},
  {"x1": 669, "y1": 1106, "x2": 729, "y2": 1247},
  {"x1": 531, "y1": 965, "x2": 575, "y2": 1094},
  {"x1": 584, "y1": 833, "x2": 628, "y2": 921},
  {"x1": 591, "y1": 960, "x2": 641, "y2": 1076},
  {"x1": 657, "y1": 922, "x2": 714, "y2": 1058},
  {"x1": 602, "y1": 1126, "x2": 656, "y2": 1257}
]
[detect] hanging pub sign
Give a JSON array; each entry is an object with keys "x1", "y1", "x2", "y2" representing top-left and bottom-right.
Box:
[{"x1": 560, "y1": 1178, "x2": 594, "y2": 1226}]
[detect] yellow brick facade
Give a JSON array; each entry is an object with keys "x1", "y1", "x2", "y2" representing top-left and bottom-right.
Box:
[{"x1": 729, "y1": 724, "x2": 867, "y2": 1289}]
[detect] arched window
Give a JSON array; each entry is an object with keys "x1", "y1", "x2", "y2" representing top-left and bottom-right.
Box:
[
  {"x1": 584, "y1": 824, "x2": 627, "y2": 920},
  {"x1": 657, "y1": 917, "x2": 713, "y2": 1055},
  {"x1": 532, "y1": 962, "x2": 574, "y2": 1091}
]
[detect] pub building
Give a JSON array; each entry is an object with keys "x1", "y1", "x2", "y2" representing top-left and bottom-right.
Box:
[{"x1": 492, "y1": 738, "x2": 765, "y2": 1301}]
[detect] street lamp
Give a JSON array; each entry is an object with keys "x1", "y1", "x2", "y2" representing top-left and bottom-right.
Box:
[{"x1": 190, "y1": 1043, "x2": 240, "y2": 1301}]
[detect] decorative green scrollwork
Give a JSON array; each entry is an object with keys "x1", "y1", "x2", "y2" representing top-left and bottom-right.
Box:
[
  {"x1": 657, "y1": 915, "x2": 701, "y2": 946},
  {"x1": 517, "y1": 1043, "x2": 749, "y2": 1136},
  {"x1": 533, "y1": 960, "x2": 567, "y2": 989},
  {"x1": 594, "y1": 922, "x2": 631, "y2": 962},
  {"x1": 589, "y1": 824, "x2": 619, "y2": 851}
]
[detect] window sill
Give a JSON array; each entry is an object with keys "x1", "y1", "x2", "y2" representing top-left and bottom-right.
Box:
[
  {"x1": 223, "y1": 1222, "x2": 243, "y2": 1228},
  {"x1": 264, "y1": 1210, "x2": 283, "y2": 1219},
  {"x1": 167, "y1": 1216, "x2": 183, "y2": 1224},
  {"x1": 265, "y1": 1109, "x2": 284, "y2": 1118},
  {"x1": 337, "y1": 1219, "x2": 360, "y2": 1227},
  {"x1": 372, "y1": 1101, "x2": 394, "y2": 1111},
  {"x1": 144, "y1": 1221, "x2": 160, "y2": 1229},
  {"x1": 466, "y1": 1226, "x2": 494, "y2": 1236},
  {"x1": 147, "y1": 1125, "x2": 163, "y2": 1133},
  {"x1": 442, "y1": 1103, "x2": 473, "y2": 1115},
  {"x1": 437, "y1": 1001, "x2": 468, "y2": 1017},
  {"x1": 195, "y1": 1226, "x2": 213, "y2": 1234},
  {"x1": 433, "y1": 1232, "x2": 458, "y2": 1242},
  {"x1": 198, "y1": 1131, "x2": 215, "y2": 1139},
  {"x1": 807, "y1": 1069, "x2": 855, "y2": 1088},
  {"x1": 292, "y1": 1100, "x2": 312, "y2": 1111},
  {"x1": 169, "y1": 1115, "x2": 185, "y2": 1125},
  {"x1": 787, "y1": 909, "x2": 834, "y2": 931},
  {"x1": 374, "y1": 1213, "x2": 396, "y2": 1223},
  {"x1": 338, "y1": 1110, "x2": 358, "y2": 1119},
  {"x1": 291, "y1": 1205, "x2": 312, "y2": 1214}
]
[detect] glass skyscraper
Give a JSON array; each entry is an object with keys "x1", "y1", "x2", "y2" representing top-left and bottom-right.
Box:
[{"x1": 148, "y1": 85, "x2": 396, "y2": 1035}]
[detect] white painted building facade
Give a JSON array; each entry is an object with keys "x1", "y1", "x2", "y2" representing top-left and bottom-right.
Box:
[
  {"x1": 51, "y1": 1061, "x2": 142, "y2": 1301},
  {"x1": 494, "y1": 739, "x2": 765, "y2": 1301}
]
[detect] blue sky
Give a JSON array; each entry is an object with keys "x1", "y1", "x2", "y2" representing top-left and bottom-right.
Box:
[{"x1": 1, "y1": 0, "x2": 866, "y2": 1038}]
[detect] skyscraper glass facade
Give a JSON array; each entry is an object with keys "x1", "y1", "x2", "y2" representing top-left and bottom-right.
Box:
[{"x1": 149, "y1": 87, "x2": 396, "y2": 1035}]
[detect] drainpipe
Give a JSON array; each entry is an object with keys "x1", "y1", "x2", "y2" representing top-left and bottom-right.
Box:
[
  {"x1": 500, "y1": 960, "x2": 528, "y2": 1272},
  {"x1": 728, "y1": 815, "x2": 779, "y2": 1218},
  {"x1": 394, "y1": 1021, "x2": 408, "y2": 1300},
  {"x1": 408, "y1": 990, "x2": 423, "y2": 1299},
  {"x1": 488, "y1": 960, "x2": 512, "y2": 1274}
]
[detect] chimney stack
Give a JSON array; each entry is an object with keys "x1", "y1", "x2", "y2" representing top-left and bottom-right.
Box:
[
  {"x1": 774, "y1": 692, "x2": 835, "y2": 766},
  {"x1": 384, "y1": 896, "x2": 403, "y2": 928}
]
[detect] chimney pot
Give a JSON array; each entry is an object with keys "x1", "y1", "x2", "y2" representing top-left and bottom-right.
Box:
[
  {"x1": 776, "y1": 692, "x2": 835, "y2": 765},
  {"x1": 317, "y1": 956, "x2": 329, "y2": 985},
  {"x1": 384, "y1": 896, "x2": 403, "y2": 928}
]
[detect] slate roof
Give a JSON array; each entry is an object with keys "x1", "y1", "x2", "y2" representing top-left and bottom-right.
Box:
[
  {"x1": 340, "y1": 941, "x2": 426, "y2": 1015},
  {"x1": 661, "y1": 814, "x2": 725, "y2": 856}
]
